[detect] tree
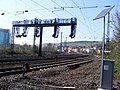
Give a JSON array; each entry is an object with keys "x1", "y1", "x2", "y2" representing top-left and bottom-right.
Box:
[
  {"x1": 111, "y1": 11, "x2": 120, "y2": 59},
  {"x1": 111, "y1": 11, "x2": 120, "y2": 78},
  {"x1": 22, "y1": 44, "x2": 33, "y2": 54}
]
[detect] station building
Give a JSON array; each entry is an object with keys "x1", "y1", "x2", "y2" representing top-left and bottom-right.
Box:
[{"x1": 0, "y1": 28, "x2": 10, "y2": 47}]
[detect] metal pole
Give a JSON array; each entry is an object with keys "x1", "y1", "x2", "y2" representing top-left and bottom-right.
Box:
[
  {"x1": 38, "y1": 26, "x2": 43, "y2": 56},
  {"x1": 65, "y1": 37, "x2": 67, "y2": 46},
  {"x1": 11, "y1": 26, "x2": 15, "y2": 56},
  {"x1": 60, "y1": 32, "x2": 62, "y2": 52},
  {"x1": 106, "y1": 12, "x2": 110, "y2": 51},
  {"x1": 33, "y1": 28, "x2": 36, "y2": 54},
  {"x1": 100, "y1": 16, "x2": 106, "y2": 88}
]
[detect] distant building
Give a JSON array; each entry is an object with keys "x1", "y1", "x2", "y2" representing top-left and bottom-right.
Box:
[
  {"x1": 0, "y1": 28, "x2": 10, "y2": 47},
  {"x1": 43, "y1": 41, "x2": 102, "y2": 54}
]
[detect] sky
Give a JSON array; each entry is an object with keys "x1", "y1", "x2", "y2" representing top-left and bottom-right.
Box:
[{"x1": 0, "y1": 0, "x2": 119, "y2": 45}]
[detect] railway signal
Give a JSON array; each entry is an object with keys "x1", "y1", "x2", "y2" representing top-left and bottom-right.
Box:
[
  {"x1": 15, "y1": 20, "x2": 29, "y2": 38},
  {"x1": 69, "y1": 24, "x2": 76, "y2": 38},
  {"x1": 16, "y1": 27, "x2": 22, "y2": 38},
  {"x1": 12, "y1": 17, "x2": 77, "y2": 56},
  {"x1": 34, "y1": 27, "x2": 40, "y2": 37},
  {"x1": 52, "y1": 25, "x2": 60, "y2": 38}
]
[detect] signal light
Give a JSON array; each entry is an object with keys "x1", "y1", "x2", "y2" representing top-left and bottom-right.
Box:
[
  {"x1": 34, "y1": 27, "x2": 40, "y2": 37},
  {"x1": 69, "y1": 34, "x2": 75, "y2": 38},
  {"x1": 52, "y1": 33, "x2": 58, "y2": 38},
  {"x1": 16, "y1": 35, "x2": 22, "y2": 38},
  {"x1": 22, "y1": 28, "x2": 28, "y2": 37},
  {"x1": 22, "y1": 33, "x2": 27, "y2": 37},
  {"x1": 52, "y1": 25, "x2": 60, "y2": 38},
  {"x1": 69, "y1": 24, "x2": 76, "y2": 38},
  {"x1": 16, "y1": 27, "x2": 22, "y2": 38},
  {"x1": 52, "y1": 33, "x2": 55, "y2": 37}
]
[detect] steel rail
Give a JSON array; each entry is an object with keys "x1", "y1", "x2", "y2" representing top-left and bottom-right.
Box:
[
  {"x1": 0, "y1": 58, "x2": 93, "y2": 77},
  {"x1": 0, "y1": 54, "x2": 89, "y2": 62}
]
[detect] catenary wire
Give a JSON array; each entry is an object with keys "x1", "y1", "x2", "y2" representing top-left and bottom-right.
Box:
[
  {"x1": 70, "y1": 0, "x2": 94, "y2": 39},
  {"x1": 51, "y1": 0, "x2": 87, "y2": 25},
  {"x1": 0, "y1": 8, "x2": 26, "y2": 19},
  {"x1": 81, "y1": 0, "x2": 101, "y2": 38},
  {"x1": 19, "y1": 0, "x2": 49, "y2": 18},
  {"x1": 30, "y1": 0, "x2": 61, "y2": 18},
  {"x1": 51, "y1": 0, "x2": 88, "y2": 37}
]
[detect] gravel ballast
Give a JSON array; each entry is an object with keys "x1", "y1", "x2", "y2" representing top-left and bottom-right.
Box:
[{"x1": 0, "y1": 58, "x2": 120, "y2": 90}]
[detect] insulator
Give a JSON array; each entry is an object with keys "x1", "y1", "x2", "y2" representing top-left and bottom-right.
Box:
[
  {"x1": 25, "y1": 10, "x2": 28, "y2": 12},
  {"x1": 1, "y1": 13, "x2": 5, "y2": 15}
]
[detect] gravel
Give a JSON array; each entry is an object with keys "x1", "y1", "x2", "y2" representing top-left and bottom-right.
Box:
[{"x1": 0, "y1": 56, "x2": 120, "y2": 90}]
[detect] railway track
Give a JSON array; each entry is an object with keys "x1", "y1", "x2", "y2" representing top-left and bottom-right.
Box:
[
  {"x1": 0, "y1": 56, "x2": 93, "y2": 77},
  {"x1": 0, "y1": 53, "x2": 90, "y2": 68},
  {"x1": 0, "y1": 53, "x2": 89, "y2": 62}
]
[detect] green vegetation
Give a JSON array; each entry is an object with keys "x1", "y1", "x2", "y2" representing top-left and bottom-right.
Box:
[
  {"x1": 0, "y1": 44, "x2": 34, "y2": 55},
  {"x1": 0, "y1": 43, "x2": 57, "y2": 55},
  {"x1": 0, "y1": 46, "x2": 11, "y2": 55},
  {"x1": 105, "y1": 11, "x2": 120, "y2": 79}
]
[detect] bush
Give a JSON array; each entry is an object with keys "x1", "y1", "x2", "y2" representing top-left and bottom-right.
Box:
[
  {"x1": 0, "y1": 46, "x2": 11, "y2": 55},
  {"x1": 14, "y1": 46, "x2": 23, "y2": 54}
]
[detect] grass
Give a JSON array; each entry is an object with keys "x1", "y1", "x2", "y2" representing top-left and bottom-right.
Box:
[{"x1": 114, "y1": 60, "x2": 120, "y2": 79}]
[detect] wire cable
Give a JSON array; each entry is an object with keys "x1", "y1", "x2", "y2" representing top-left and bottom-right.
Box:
[
  {"x1": 51, "y1": 0, "x2": 88, "y2": 37},
  {"x1": 19, "y1": 0, "x2": 48, "y2": 18},
  {"x1": 51, "y1": 0, "x2": 86, "y2": 25},
  {"x1": 0, "y1": 8, "x2": 26, "y2": 19},
  {"x1": 70, "y1": 0, "x2": 95, "y2": 40},
  {"x1": 30, "y1": 0, "x2": 61, "y2": 18},
  {"x1": 81, "y1": 0, "x2": 101, "y2": 37},
  {"x1": 62, "y1": 0, "x2": 67, "y2": 5}
]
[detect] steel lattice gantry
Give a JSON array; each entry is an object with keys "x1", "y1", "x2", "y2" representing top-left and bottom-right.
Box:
[{"x1": 11, "y1": 17, "x2": 77, "y2": 56}]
